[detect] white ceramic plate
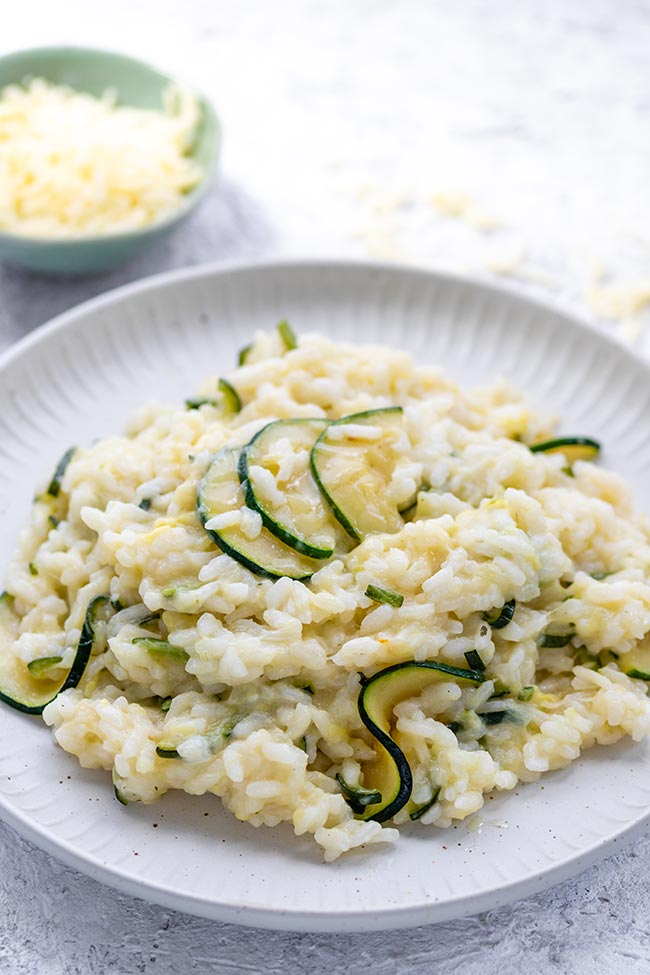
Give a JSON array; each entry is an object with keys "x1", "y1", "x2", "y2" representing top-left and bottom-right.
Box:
[{"x1": 1, "y1": 260, "x2": 650, "y2": 932}]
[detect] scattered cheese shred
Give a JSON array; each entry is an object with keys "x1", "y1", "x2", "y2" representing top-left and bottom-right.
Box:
[
  {"x1": 587, "y1": 280, "x2": 650, "y2": 321},
  {"x1": 430, "y1": 189, "x2": 501, "y2": 230},
  {"x1": 0, "y1": 78, "x2": 204, "y2": 238},
  {"x1": 485, "y1": 239, "x2": 527, "y2": 275}
]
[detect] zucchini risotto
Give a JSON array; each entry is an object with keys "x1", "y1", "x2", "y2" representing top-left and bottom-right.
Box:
[{"x1": 2, "y1": 322, "x2": 650, "y2": 861}]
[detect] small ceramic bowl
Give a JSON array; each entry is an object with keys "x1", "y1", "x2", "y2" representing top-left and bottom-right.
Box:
[{"x1": 0, "y1": 47, "x2": 221, "y2": 274}]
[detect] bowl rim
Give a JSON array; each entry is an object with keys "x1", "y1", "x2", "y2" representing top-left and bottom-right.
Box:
[{"x1": 0, "y1": 44, "x2": 221, "y2": 248}]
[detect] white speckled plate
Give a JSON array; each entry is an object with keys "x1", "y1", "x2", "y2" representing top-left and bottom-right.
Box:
[{"x1": 1, "y1": 261, "x2": 649, "y2": 932}]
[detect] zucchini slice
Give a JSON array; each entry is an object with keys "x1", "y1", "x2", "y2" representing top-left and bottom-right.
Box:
[
  {"x1": 277, "y1": 320, "x2": 297, "y2": 351},
  {"x1": 27, "y1": 655, "x2": 65, "y2": 679},
  {"x1": 539, "y1": 630, "x2": 574, "y2": 648},
  {"x1": 483, "y1": 599, "x2": 516, "y2": 629},
  {"x1": 628, "y1": 668, "x2": 650, "y2": 681},
  {"x1": 398, "y1": 480, "x2": 429, "y2": 518},
  {"x1": 156, "y1": 716, "x2": 241, "y2": 760},
  {"x1": 135, "y1": 612, "x2": 160, "y2": 627},
  {"x1": 239, "y1": 418, "x2": 339, "y2": 559},
  {"x1": 479, "y1": 709, "x2": 518, "y2": 726},
  {"x1": 197, "y1": 448, "x2": 323, "y2": 580},
  {"x1": 185, "y1": 397, "x2": 218, "y2": 410},
  {"x1": 335, "y1": 773, "x2": 382, "y2": 814},
  {"x1": 357, "y1": 661, "x2": 484, "y2": 822},
  {"x1": 47, "y1": 446, "x2": 76, "y2": 497},
  {"x1": 464, "y1": 649, "x2": 486, "y2": 671},
  {"x1": 185, "y1": 378, "x2": 241, "y2": 414},
  {"x1": 530, "y1": 437, "x2": 600, "y2": 462},
  {"x1": 365, "y1": 585, "x2": 404, "y2": 608},
  {"x1": 112, "y1": 768, "x2": 142, "y2": 805},
  {"x1": 218, "y1": 378, "x2": 242, "y2": 413},
  {"x1": 112, "y1": 768, "x2": 130, "y2": 805},
  {"x1": 310, "y1": 407, "x2": 405, "y2": 541},
  {"x1": 156, "y1": 743, "x2": 181, "y2": 759},
  {"x1": 0, "y1": 594, "x2": 110, "y2": 715},
  {"x1": 409, "y1": 787, "x2": 441, "y2": 822},
  {"x1": 132, "y1": 637, "x2": 189, "y2": 663},
  {"x1": 238, "y1": 343, "x2": 253, "y2": 366}
]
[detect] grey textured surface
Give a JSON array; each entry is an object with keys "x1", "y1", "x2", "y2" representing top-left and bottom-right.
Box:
[
  {"x1": 2, "y1": 1, "x2": 650, "y2": 971},
  {"x1": 2, "y1": 818, "x2": 649, "y2": 974}
]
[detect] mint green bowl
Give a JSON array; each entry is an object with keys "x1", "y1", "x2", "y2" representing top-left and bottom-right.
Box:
[{"x1": 0, "y1": 47, "x2": 220, "y2": 274}]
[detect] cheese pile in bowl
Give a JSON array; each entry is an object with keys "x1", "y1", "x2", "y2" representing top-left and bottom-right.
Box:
[
  {"x1": 2, "y1": 323, "x2": 650, "y2": 861},
  {"x1": 0, "y1": 78, "x2": 203, "y2": 237}
]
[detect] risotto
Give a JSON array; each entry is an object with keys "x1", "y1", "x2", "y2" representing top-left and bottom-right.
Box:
[{"x1": 2, "y1": 322, "x2": 650, "y2": 861}]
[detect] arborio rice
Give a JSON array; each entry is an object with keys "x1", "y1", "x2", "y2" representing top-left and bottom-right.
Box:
[{"x1": 3, "y1": 325, "x2": 650, "y2": 861}]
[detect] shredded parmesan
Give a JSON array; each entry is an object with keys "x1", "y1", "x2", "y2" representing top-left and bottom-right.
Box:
[
  {"x1": 485, "y1": 239, "x2": 527, "y2": 275},
  {"x1": 0, "y1": 78, "x2": 204, "y2": 238},
  {"x1": 587, "y1": 280, "x2": 650, "y2": 321},
  {"x1": 430, "y1": 189, "x2": 501, "y2": 230}
]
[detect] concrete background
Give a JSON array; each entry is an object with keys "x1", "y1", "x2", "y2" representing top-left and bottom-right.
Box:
[{"x1": 1, "y1": 1, "x2": 650, "y2": 971}]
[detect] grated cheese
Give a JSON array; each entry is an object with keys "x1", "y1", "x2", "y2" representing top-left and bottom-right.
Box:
[
  {"x1": 587, "y1": 279, "x2": 650, "y2": 321},
  {"x1": 0, "y1": 78, "x2": 204, "y2": 238},
  {"x1": 430, "y1": 189, "x2": 501, "y2": 230}
]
